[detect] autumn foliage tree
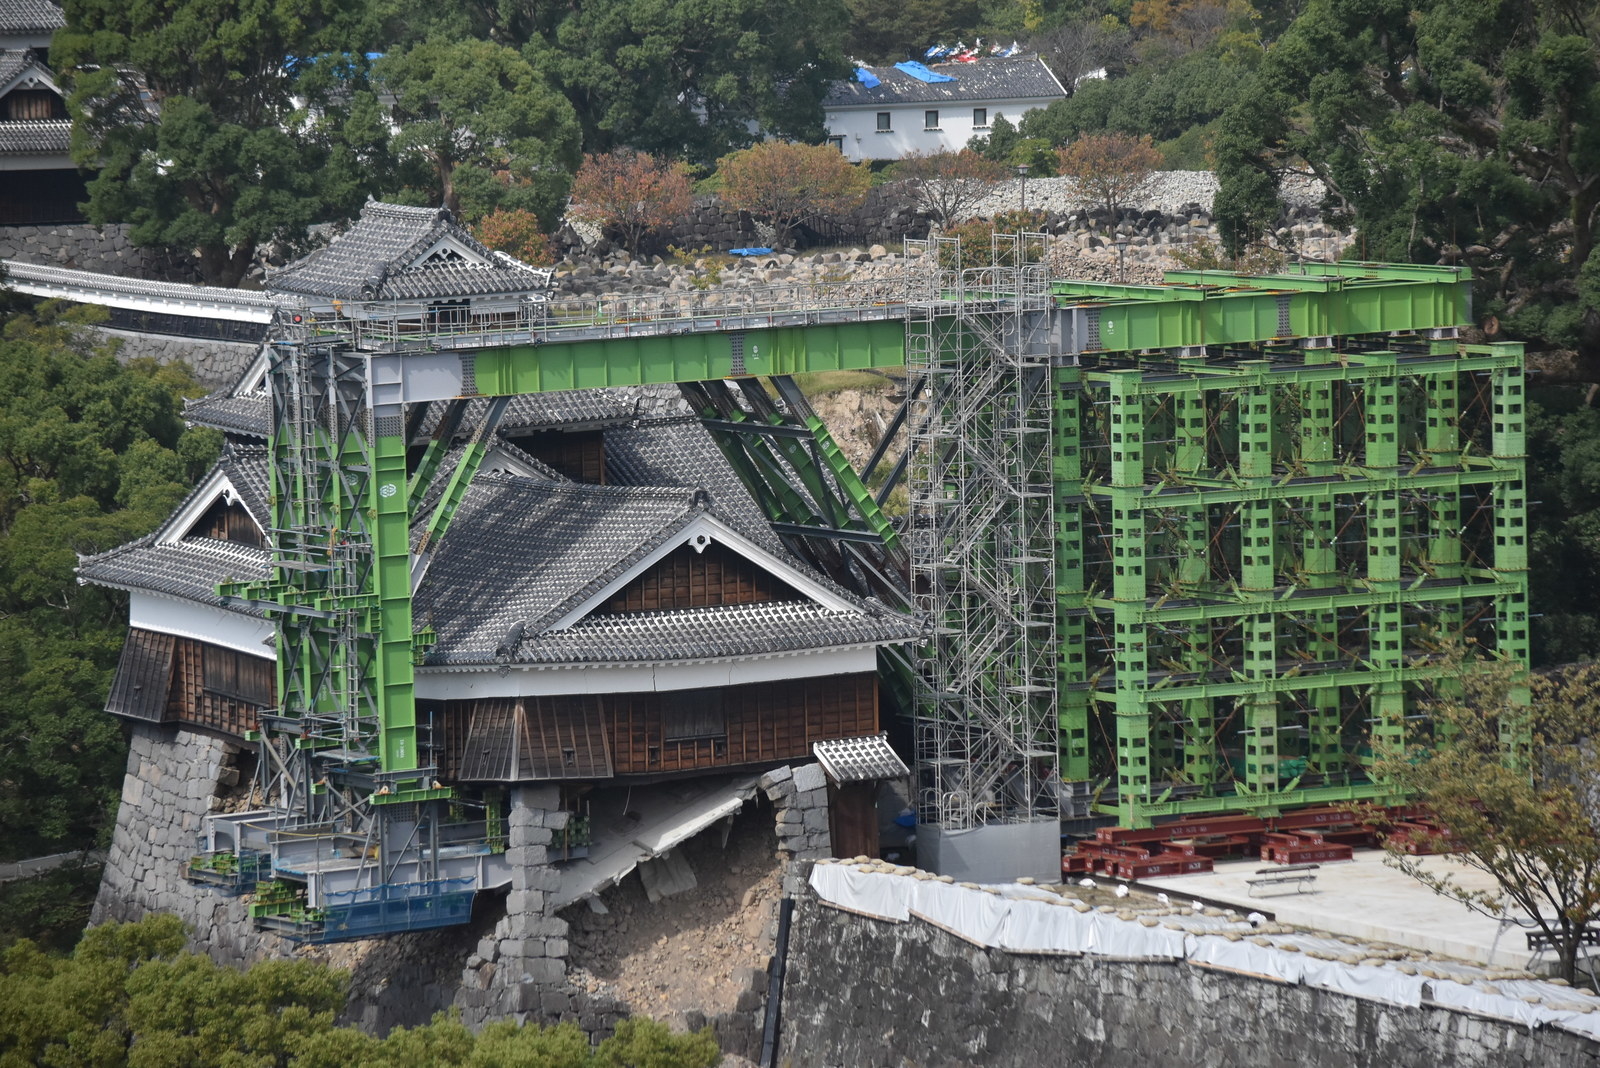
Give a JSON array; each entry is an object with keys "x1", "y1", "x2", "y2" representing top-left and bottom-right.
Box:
[
  {"x1": 1056, "y1": 132, "x2": 1163, "y2": 217},
  {"x1": 471, "y1": 209, "x2": 554, "y2": 266},
  {"x1": 1366, "y1": 651, "x2": 1600, "y2": 983},
  {"x1": 889, "y1": 149, "x2": 1009, "y2": 227},
  {"x1": 568, "y1": 151, "x2": 693, "y2": 256},
  {"x1": 716, "y1": 141, "x2": 870, "y2": 249}
]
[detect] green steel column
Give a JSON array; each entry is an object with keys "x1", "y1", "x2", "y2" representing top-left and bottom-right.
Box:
[
  {"x1": 1238, "y1": 368, "x2": 1278, "y2": 797},
  {"x1": 1173, "y1": 357, "x2": 1216, "y2": 791},
  {"x1": 1107, "y1": 371, "x2": 1151, "y2": 825},
  {"x1": 1426, "y1": 366, "x2": 1465, "y2": 734},
  {"x1": 1055, "y1": 368, "x2": 1090, "y2": 782},
  {"x1": 1490, "y1": 363, "x2": 1531, "y2": 737},
  {"x1": 1363, "y1": 355, "x2": 1405, "y2": 759},
  {"x1": 370, "y1": 422, "x2": 419, "y2": 774},
  {"x1": 1299, "y1": 348, "x2": 1342, "y2": 776}
]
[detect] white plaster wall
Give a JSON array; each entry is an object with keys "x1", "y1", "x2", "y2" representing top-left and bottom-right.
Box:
[{"x1": 826, "y1": 98, "x2": 1054, "y2": 162}]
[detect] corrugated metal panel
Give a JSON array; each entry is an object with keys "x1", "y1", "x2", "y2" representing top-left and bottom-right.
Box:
[{"x1": 106, "y1": 629, "x2": 176, "y2": 722}]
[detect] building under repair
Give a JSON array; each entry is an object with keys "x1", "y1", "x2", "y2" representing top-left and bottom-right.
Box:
[{"x1": 20, "y1": 199, "x2": 1525, "y2": 1015}]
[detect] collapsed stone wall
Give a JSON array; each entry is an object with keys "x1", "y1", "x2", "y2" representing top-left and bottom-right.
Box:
[
  {"x1": 777, "y1": 889, "x2": 1600, "y2": 1068},
  {"x1": 94, "y1": 729, "x2": 841, "y2": 1049},
  {"x1": 456, "y1": 764, "x2": 836, "y2": 1057}
]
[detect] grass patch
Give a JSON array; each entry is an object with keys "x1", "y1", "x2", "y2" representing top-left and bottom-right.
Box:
[{"x1": 790, "y1": 370, "x2": 896, "y2": 396}]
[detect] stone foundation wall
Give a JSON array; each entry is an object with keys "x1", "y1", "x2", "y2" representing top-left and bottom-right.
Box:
[
  {"x1": 777, "y1": 891, "x2": 1600, "y2": 1068},
  {"x1": 87, "y1": 329, "x2": 261, "y2": 390},
  {"x1": 0, "y1": 223, "x2": 199, "y2": 281},
  {"x1": 94, "y1": 724, "x2": 484, "y2": 1034}
]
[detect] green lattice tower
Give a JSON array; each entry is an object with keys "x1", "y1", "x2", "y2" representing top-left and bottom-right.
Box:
[{"x1": 1055, "y1": 326, "x2": 1529, "y2": 827}]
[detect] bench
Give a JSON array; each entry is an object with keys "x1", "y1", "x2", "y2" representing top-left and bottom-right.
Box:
[{"x1": 1246, "y1": 863, "x2": 1319, "y2": 898}]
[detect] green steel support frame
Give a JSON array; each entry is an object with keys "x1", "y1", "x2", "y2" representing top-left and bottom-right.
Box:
[
  {"x1": 1062, "y1": 338, "x2": 1528, "y2": 826},
  {"x1": 231, "y1": 256, "x2": 1528, "y2": 892}
]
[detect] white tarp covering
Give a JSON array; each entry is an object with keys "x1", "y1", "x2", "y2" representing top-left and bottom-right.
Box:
[
  {"x1": 1187, "y1": 935, "x2": 1307, "y2": 984},
  {"x1": 997, "y1": 898, "x2": 1093, "y2": 955},
  {"x1": 1428, "y1": 978, "x2": 1600, "y2": 1031},
  {"x1": 1301, "y1": 957, "x2": 1425, "y2": 1008},
  {"x1": 1088, "y1": 912, "x2": 1189, "y2": 960},
  {"x1": 910, "y1": 882, "x2": 1014, "y2": 946},
  {"x1": 807, "y1": 863, "x2": 1600, "y2": 1028},
  {"x1": 807, "y1": 863, "x2": 915, "y2": 921}
]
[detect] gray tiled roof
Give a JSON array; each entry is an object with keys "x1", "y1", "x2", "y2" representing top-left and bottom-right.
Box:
[
  {"x1": 267, "y1": 200, "x2": 552, "y2": 302},
  {"x1": 75, "y1": 445, "x2": 272, "y2": 609},
  {"x1": 184, "y1": 392, "x2": 268, "y2": 438},
  {"x1": 219, "y1": 445, "x2": 271, "y2": 524},
  {"x1": 515, "y1": 600, "x2": 919, "y2": 664},
  {"x1": 822, "y1": 57, "x2": 1066, "y2": 108},
  {"x1": 0, "y1": 118, "x2": 68, "y2": 154},
  {"x1": 0, "y1": 0, "x2": 63, "y2": 33},
  {"x1": 76, "y1": 537, "x2": 270, "y2": 613},
  {"x1": 415, "y1": 476, "x2": 712, "y2": 664},
  {"x1": 605, "y1": 416, "x2": 785, "y2": 555},
  {"x1": 0, "y1": 48, "x2": 35, "y2": 85},
  {"x1": 418, "y1": 389, "x2": 651, "y2": 439}
]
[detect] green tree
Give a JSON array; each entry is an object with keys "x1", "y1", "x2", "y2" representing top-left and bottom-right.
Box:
[
  {"x1": 0, "y1": 916, "x2": 722, "y2": 1068},
  {"x1": 569, "y1": 151, "x2": 695, "y2": 256},
  {"x1": 1213, "y1": 0, "x2": 1600, "y2": 358},
  {"x1": 376, "y1": 38, "x2": 580, "y2": 223},
  {"x1": 1366, "y1": 653, "x2": 1600, "y2": 984},
  {"x1": 717, "y1": 141, "x2": 871, "y2": 248},
  {"x1": 55, "y1": 0, "x2": 380, "y2": 286},
  {"x1": 846, "y1": 0, "x2": 983, "y2": 64},
  {"x1": 523, "y1": 0, "x2": 851, "y2": 163},
  {"x1": 0, "y1": 306, "x2": 217, "y2": 860}
]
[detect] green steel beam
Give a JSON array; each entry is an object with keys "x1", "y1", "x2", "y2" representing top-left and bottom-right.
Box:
[
  {"x1": 472, "y1": 319, "x2": 907, "y2": 395},
  {"x1": 1094, "y1": 780, "x2": 1403, "y2": 822}
]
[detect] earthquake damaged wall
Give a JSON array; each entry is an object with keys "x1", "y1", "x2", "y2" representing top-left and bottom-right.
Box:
[
  {"x1": 95, "y1": 724, "x2": 481, "y2": 1034},
  {"x1": 93, "y1": 735, "x2": 838, "y2": 1047},
  {"x1": 777, "y1": 891, "x2": 1600, "y2": 1068}
]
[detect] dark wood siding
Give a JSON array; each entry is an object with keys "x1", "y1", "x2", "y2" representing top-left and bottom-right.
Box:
[
  {"x1": 2, "y1": 89, "x2": 66, "y2": 120},
  {"x1": 442, "y1": 672, "x2": 878, "y2": 782},
  {"x1": 169, "y1": 637, "x2": 272, "y2": 736},
  {"x1": 192, "y1": 498, "x2": 265, "y2": 546},
  {"x1": 510, "y1": 429, "x2": 606, "y2": 483},
  {"x1": 604, "y1": 542, "x2": 801, "y2": 614},
  {"x1": 106, "y1": 628, "x2": 177, "y2": 722},
  {"x1": 607, "y1": 673, "x2": 877, "y2": 775}
]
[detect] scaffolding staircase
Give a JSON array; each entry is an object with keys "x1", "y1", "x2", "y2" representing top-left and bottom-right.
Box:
[{"x1": 903, "y1": 233, "x2": 1060, "y2": 841}]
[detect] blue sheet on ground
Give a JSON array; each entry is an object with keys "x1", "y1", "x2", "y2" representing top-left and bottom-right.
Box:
[
  {"x1": 894, "y1": 61, "x2": 955, "y2": 83},
  {"x1": 730, "y1": 248, "x2": 774, "y2": 256},
  {"x1": 855, "y1": 67, "x2": 881, "y2": 88}
]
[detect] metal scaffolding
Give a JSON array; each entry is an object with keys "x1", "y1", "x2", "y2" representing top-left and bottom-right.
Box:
[{"x1": 903, "y1": 233, "x2": 1061, "y2": 850}]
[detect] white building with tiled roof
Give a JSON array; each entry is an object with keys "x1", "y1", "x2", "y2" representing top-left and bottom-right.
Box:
[
  {"x1": 0, "y1": 1, "x2": 81, "y2": 222},
  {"x1": 822, "y1": 56, "x2": 1067, "y2": 162}
]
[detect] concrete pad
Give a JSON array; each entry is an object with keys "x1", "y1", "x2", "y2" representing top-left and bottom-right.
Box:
[{"x1": 1143, "y1": 849, "x2": 1530, "y2": 967}]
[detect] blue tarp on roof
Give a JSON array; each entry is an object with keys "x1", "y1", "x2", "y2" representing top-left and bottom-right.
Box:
[
  {"x1": 854, "y1": 67, "x2": 880, "y2": 89},
  {"x1": 894, "y1": 61, "x2": 955, "y2": 84}
]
